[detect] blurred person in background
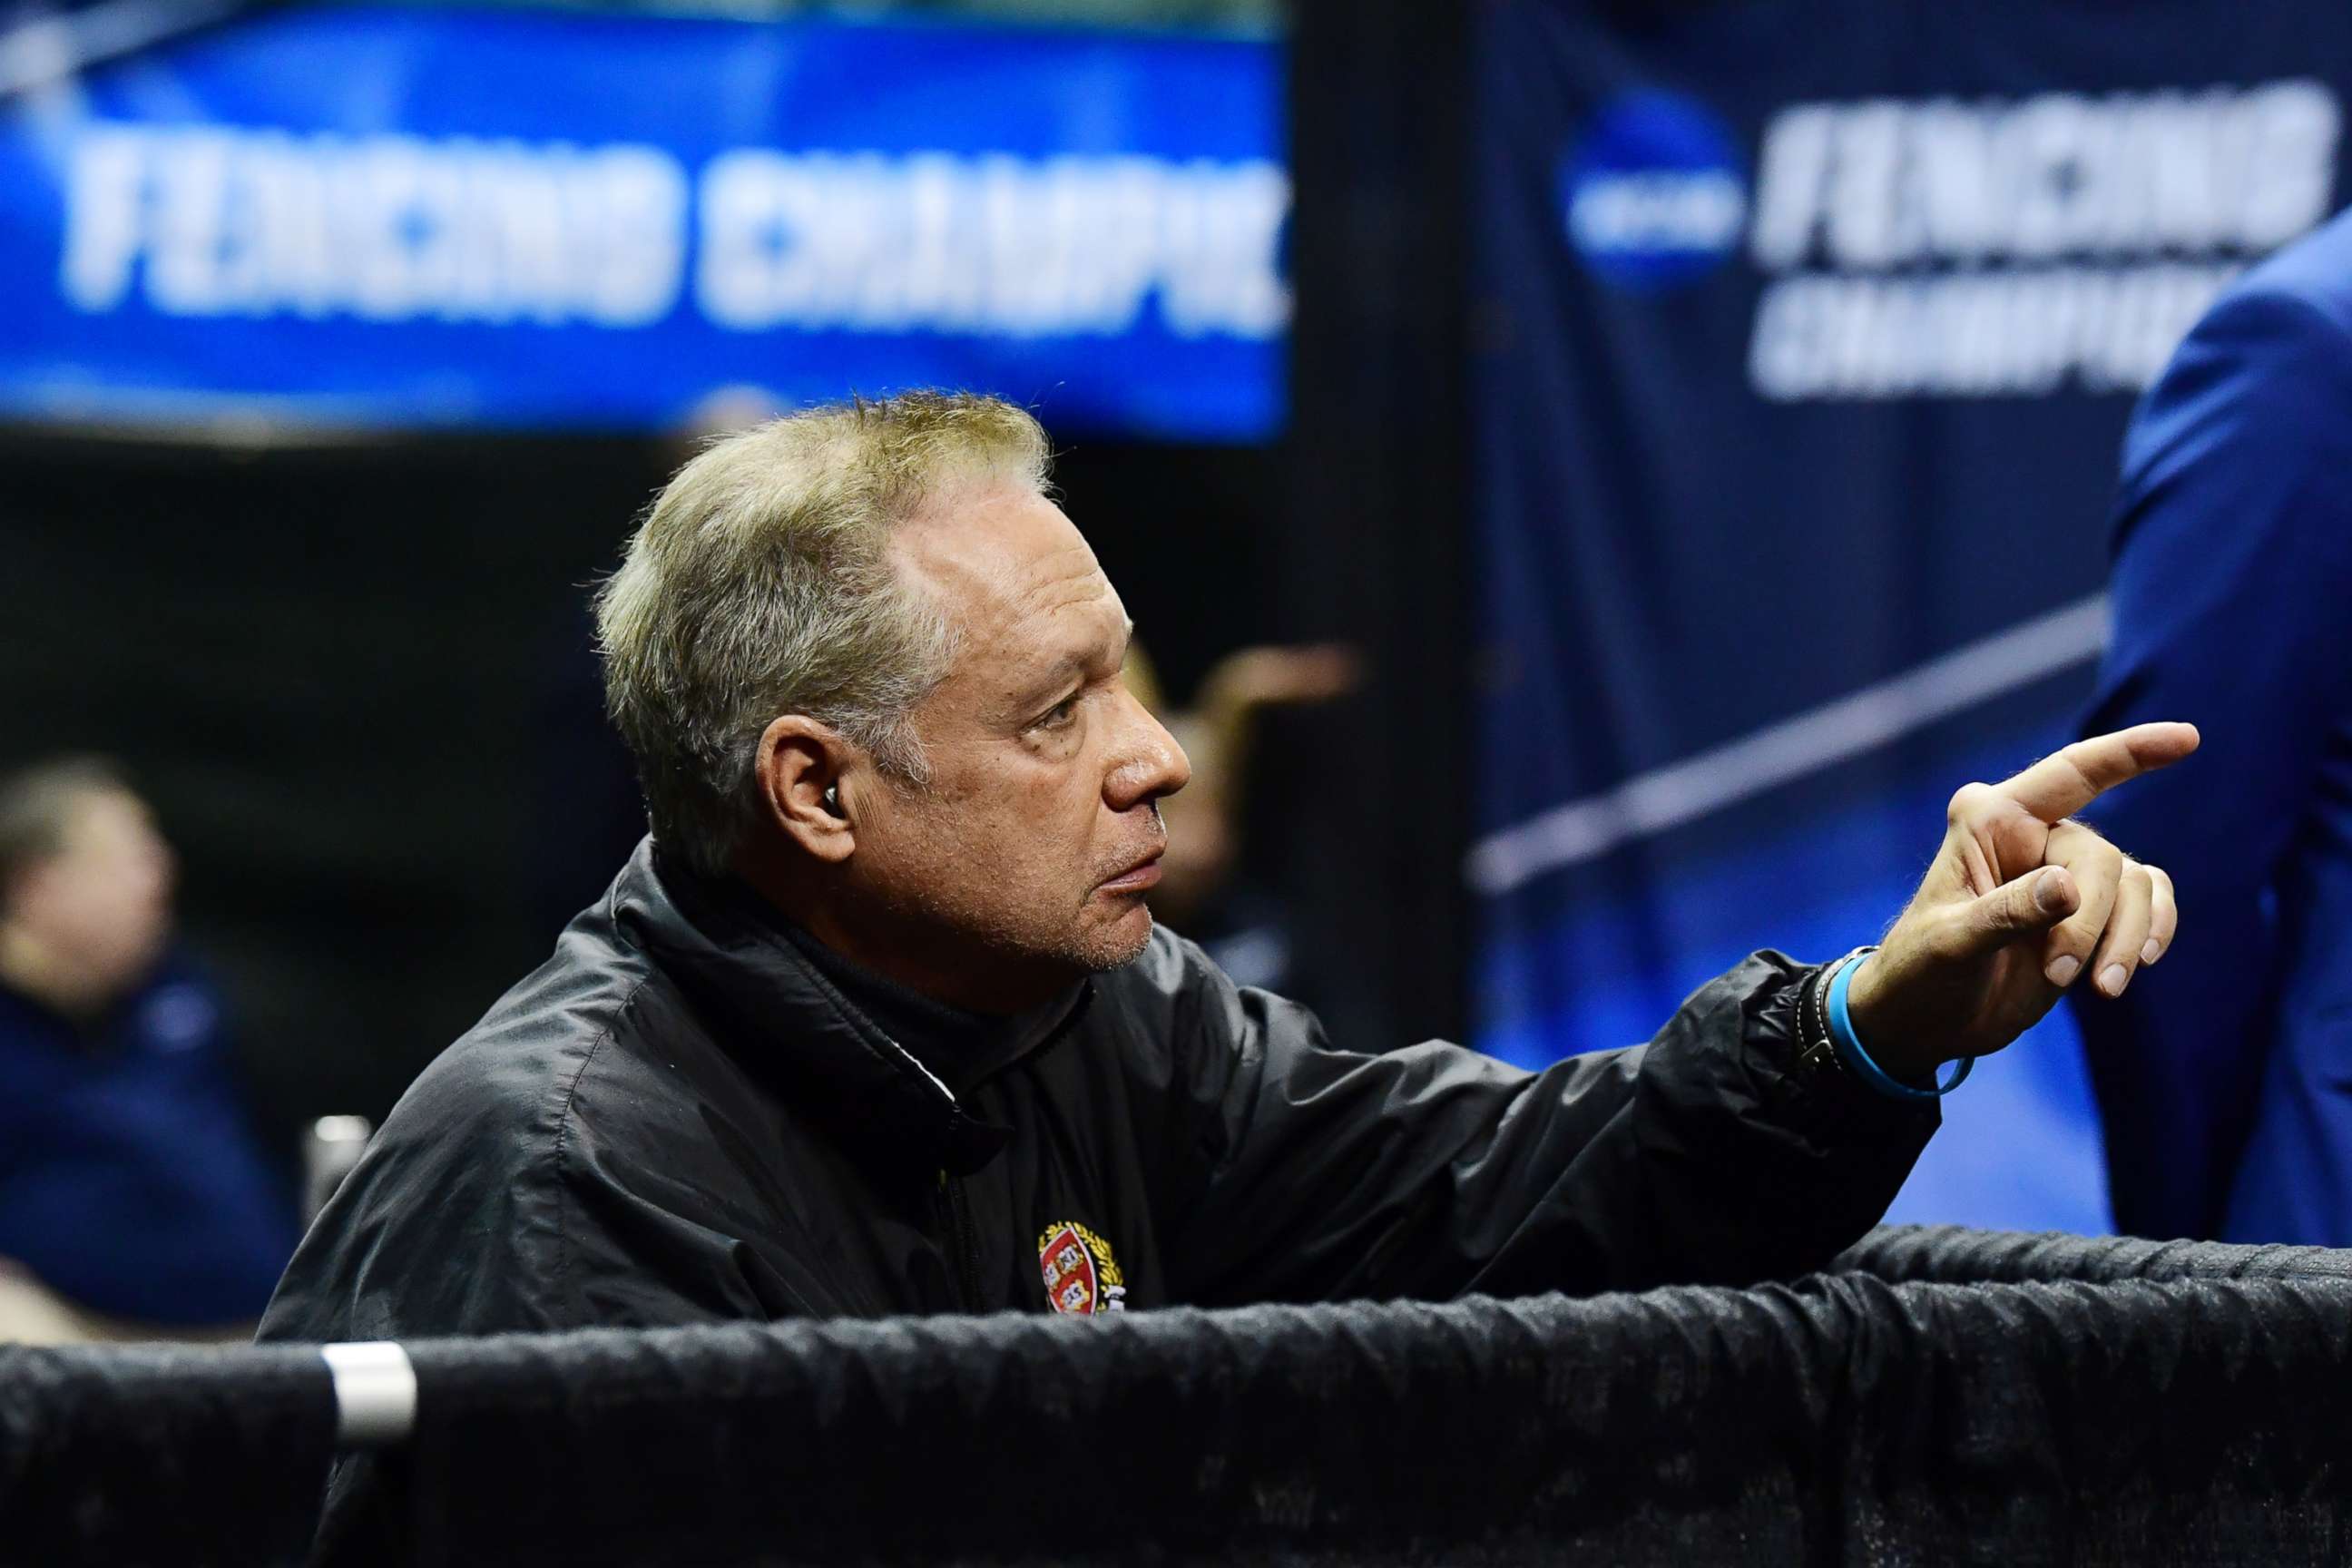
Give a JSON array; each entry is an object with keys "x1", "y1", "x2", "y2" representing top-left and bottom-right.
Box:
[
  {"x1": 0, "y1": 758, "x2": 296, "y2": 1341},
  {"x1": 2074, "y1": 206, "x2": 2352, "y2": 1245},
  {"x1": 1129, "y1": 640, "x2": 1355, "y2": 994}
]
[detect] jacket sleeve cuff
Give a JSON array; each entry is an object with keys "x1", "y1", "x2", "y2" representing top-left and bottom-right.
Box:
[{"x1": 1751, "y1": 957, "x2": 1943, "y2": 1149}]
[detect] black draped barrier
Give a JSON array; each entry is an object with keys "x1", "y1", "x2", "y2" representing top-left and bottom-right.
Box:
[
  {"x1": 0, "y1": 1340, "x2": 336, "y2": 1565},
  {"x1": 5, "y1": 1229, "x2": 2352, "y2": 1565},
  {"x1": 1838, "y1": 1222, "x2": 2352, "y2": 1287}
]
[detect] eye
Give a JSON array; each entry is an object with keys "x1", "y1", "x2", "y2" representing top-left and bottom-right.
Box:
[{"x1": 1034, "y1": 693, "x2": 1082, "y2": 731}]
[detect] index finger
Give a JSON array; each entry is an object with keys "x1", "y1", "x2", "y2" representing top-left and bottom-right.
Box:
[{"x1": 1998, "y1": 722, "x2": 2200, "y2": 822}]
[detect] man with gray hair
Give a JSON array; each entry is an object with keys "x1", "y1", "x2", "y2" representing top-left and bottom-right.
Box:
[{"x1": 264, "y1": 392, "x2": 2191, "y2": 1348}]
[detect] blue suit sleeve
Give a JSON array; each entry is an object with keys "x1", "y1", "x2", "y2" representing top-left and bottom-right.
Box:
[{"x1": 2075, "y1": 284, "x2": 2352, "y2": 1240}]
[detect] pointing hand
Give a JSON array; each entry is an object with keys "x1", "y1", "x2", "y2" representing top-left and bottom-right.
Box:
[{"x1": 1843, "y1": 723, "x2": 2200, "y2": 1081}]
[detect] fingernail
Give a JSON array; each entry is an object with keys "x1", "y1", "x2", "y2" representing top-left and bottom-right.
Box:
[
  {"x1": 2047, "y1": 955, "x2": 2081, "y2": 986},
  {"x1": 2100, "y1": 964, "x2": 2127, "y2": 996},
  {"x1": 2141, "y1": 938, "x2": 2162, "y2": 965},
  {"x1": 2034, "y1": 870, "x2": 2068, "y2": 913}
]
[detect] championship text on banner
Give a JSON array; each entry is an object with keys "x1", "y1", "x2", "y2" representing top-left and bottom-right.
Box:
[
  {"x1": 1469, "y1": 0, "x2": 2352, "y2": 1229},
  {"x1": 0, "y1": 6, "x2": 1286, "y2": 439}
]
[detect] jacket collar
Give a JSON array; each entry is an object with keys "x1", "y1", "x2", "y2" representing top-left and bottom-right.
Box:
[{"x1": 608, "y1": 839, "x2": 1089, "y2": 1176}]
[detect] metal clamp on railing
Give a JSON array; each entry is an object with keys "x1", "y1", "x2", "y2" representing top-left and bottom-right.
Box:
[{"x1": 319, "y1": 1340, "x2": 416, "y2": 1446}]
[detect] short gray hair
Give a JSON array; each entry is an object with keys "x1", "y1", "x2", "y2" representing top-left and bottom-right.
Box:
[{"x1": 594, "y1": 391, "x2": 1052, "y2": 877}]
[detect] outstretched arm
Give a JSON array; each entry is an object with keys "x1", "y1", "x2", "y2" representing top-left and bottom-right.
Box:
[
  {"x1": 1152, "y1": 943, "x2": 1934, "y2": 1304},
  {"x1": 1150, "y1": 729, "x2": 2192, "y2": 1303}
]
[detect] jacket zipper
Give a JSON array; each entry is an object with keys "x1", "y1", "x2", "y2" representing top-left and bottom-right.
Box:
[{"x1": 936, "y1": 1169, "x2": 983, "y2": 1311}]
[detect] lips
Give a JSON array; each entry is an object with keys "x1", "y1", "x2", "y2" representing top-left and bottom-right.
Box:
[{"x1": 1098, "y1": 848, "x2": 1164, "y2": 894}]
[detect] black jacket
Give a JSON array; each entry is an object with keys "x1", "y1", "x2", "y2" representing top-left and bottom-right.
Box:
[{"x1": 260, "y1": 840, "x2": 1933, "y2": 1341}]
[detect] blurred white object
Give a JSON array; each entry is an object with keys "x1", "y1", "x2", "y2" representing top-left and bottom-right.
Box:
[
  {"x1": 302, "y1": 1115, "x2": 374, "y2": 1224},
  {"x1": 0, "y1": 1257, "x2": 105, "y2": 1344},
  {"x1": 321, "y1": 1340, "x2": 416, "y2": 1446}
]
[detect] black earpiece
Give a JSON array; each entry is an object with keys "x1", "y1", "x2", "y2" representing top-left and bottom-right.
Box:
[{"x1": 822, "y1": 784, "x2": 845, "y2": 818}]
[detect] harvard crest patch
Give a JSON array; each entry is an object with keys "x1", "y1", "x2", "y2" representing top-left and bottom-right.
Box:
[{"x1": 1037, "y1": 1220, "x2": 1126, "y2": 1314}]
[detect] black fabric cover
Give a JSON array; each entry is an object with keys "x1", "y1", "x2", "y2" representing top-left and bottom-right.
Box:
[
  {"x1": 377, "y1": 1269, "x2": 2352, "y2": 1565},
  {"x1": 1838, "y1": 1222, "x2": 2352, "y2": 1285},
  {"x1": 0, "y1": 1340, "x2": 335, "y2": 1565},
  {"x1": 5, "y1": 1230, "x2": 2352, "y2": 1565}
]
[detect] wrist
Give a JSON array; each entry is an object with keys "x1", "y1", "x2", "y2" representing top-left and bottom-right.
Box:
[
  {"x1": 1839, "y1": 954, "x2": 1928, "y2": 1083},
  {"x1": 1839, "y1": 955, "x2": 1892, "y2": 1067},
  {"x1": 1825, "y1": 950, "x2": 1974, "y2": 1101}
]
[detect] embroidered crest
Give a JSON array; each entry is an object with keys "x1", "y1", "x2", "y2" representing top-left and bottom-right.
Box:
[{"x1": 1037, "y1": 1220, "x2": 1126, "y2": 1314}]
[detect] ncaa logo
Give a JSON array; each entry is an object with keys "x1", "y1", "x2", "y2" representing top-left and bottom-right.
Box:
[{"x1": 1561, "y1": 90, "x2": 1748, "y2": 291}]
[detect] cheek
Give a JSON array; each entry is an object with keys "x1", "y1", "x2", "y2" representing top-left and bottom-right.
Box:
[
  {"x1": 899, "y1": 749, "x2": 1107, "y2": 867},
  {"x1": 866, "y1": 781, "x2": 1057, "y2": 888},
  {"x1": 991, "y1": 753, "x2": 1106, "y2": 838},
  {"x1": 46, "y1": 879, "x2": 111, "y2": 936},
  {"x1": 38, "y1": 882, "x2": 151, "y2": 963}
]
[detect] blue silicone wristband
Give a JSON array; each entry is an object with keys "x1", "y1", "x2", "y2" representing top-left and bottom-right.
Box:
[{"x1": 1826, "y1": 953, "x2": 1974, "y2": 1102}]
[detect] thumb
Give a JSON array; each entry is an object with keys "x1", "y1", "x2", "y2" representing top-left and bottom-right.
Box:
[{"x1": 1952, "y1": 866, "x2": 2078, "y2": 955}]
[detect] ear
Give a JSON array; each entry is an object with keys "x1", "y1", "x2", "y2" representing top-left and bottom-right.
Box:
[{"x1": 753, "y1": 715, "x2": 858, "y2": 864}]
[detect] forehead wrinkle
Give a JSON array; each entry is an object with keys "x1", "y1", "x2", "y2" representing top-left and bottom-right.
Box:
[
  {"x1": 1006, "y1": 545, "x2": 1111, "y2": 615},
  {"x1": 1000, "y1": 547, "x2": 1122, "y2": 646}
]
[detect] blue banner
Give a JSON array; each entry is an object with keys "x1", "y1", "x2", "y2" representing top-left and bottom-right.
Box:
[
  {"x1": 1471, "y1": 0, "x2": 2352, "y2": 1229},
  {"x1": 0, "y1": 7, "x2": 1284, "y2": 439}
]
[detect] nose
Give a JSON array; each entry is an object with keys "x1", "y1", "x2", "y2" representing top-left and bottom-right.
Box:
[{"x1": 1105, "y1": 691, "x2": 1191, "y2": 811}]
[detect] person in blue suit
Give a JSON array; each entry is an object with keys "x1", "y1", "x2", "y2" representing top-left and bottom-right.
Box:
[
  {"x1": 2076, "y1": 207, "x2": 2352, "y2": 1244},
  {"x1": 0, "y1": 757, "x2": 296, "y2": 1337}
]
